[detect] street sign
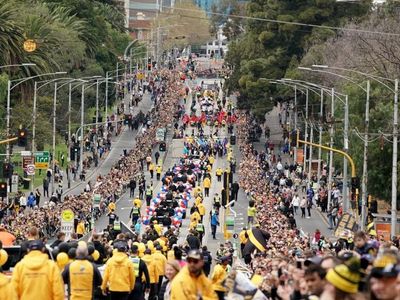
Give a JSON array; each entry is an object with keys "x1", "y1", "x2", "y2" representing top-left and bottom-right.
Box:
[
  {"x1": 93, "y1": 194, "x2": 101, "y2": 207},
  {"x1": 156, "y1": 128, "x2": 166, "y2": 142},
  {"x1": 23, "y1": 156, "x2": 34, "y2": 169},
  {"x1": 61, "y1": 209, "x2": 75, "y2": 240},
  {"x1": 26, "y1": 164, "x2": 35, "y2": 176},
  {"x1": 11, "y1": 175, "x2": 18, "y2": 193},
  {"x1": 34, "y1": 151, "x2": 50, "y2": 169}
]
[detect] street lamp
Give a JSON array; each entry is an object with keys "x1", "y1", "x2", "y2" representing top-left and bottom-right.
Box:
[
  {"x1": 6, "y1": 70, "x2": 64, "y2": 161},
  {"x1": 299, "y1": 66, "x2": 369, "y2": 225},
  {"x1": 282, "y1": 78, "x2": 349, "y2": 213},
  {"x1": 313, "y1": 65, "x2": 399, "y2": 237}
]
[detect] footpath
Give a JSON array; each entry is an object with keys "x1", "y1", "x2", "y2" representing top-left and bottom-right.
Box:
[
  {"x1": 252, "y1": 104, "x2": 332, "y2": 239},
  {"x1": 30, "y1": 88, "x2": 153, "y2": 204}
]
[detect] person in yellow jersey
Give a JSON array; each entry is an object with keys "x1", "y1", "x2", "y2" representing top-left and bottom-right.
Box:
[
  {"x1": 11, "y1": 240, "x2": 64, "y2": 300},
  {"x1": 101, "y1": 241, "x2": 136, "y2": 299},
  {"x1": 141, "y1": 248, "x2": 160, "y2": 300},
  {"x1": 208, "y1": 155, "x2": 215, "y2": 167},
  {"x1": 170, "y1": 249, "x2": 217, "y2": 300},
  {"x1": 203, "y1": 176, "x2": 211, "y2": 197},
  {"x1": 108, "y1": 200, "x2": 116, "y2": 213},
  {"x1": 76, "y1": 219, "x2": 86, "y2": 239},
  {"x1": 190, "y1": 207, "x2": 201, "y2": 225},
  {"x1": 215, "y1": 167, "x2": 223, "y2": 182},
  {"x1": 247, "y1": 202, "x2": 257, "y2": 225},
  {"x1": 133, "y1": 197, "x2": 142, "y2": 208},
  {"x1": 195, "y1": 194, "x2": 203, "y2": 207},
  {"x1": 211, "y1": 256, "x2": 229, "y2": 300},
  {"x1": 62, "y1": 242, "x2": 102, "y2": 300},
  {"x1": 238, "y1": 227, "x2": 248, "y2": 255},
  {"x1": 197, "y1": 200, "x2": 206, "y2": 222},
  {"x1": 153, "y1": 244, "x2": 168, "y2": 292},
  {"x1": 156, "y1": 165, "x2": 162, "y2": 181},
  {"x1": 193, "y1": 186, "x2": 202, "y2": 198},
  {"x1": 149, "y1": 162, "x2": 155, "y2": 179},
  {"x1": 0, "y1": 242, "x2": 15, "y2": 299}
]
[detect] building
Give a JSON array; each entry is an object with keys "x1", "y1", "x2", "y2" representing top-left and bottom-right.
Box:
[
  {"x1": 199, "y1": 26, "x2": 228, "y2": 58},
  {"x1": 117, "y1": 0, "x2": 175, "y2": 41}
]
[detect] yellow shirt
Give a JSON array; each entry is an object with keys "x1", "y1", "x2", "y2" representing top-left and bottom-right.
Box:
[
  {"x1": 203, "y1": 178, "x2": 211, "y2": 189},
  {"x1": 76, "y1": 222, "x2": 86, "y2": 235}
]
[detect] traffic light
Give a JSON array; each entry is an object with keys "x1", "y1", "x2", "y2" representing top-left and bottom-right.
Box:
[
  {"x1": 17, "y1": 128, "x2": 28, "y2": 147},
  {"x1": 147, "y1": 58, "x2": 152, "y2": 71},
  {"x1": 0, "y1": 182, "x2": 7, "y2": 198},
  {"x1": 351, "y1": 176, "x2": 360, "y2": 208},
  {"x1": 2, "y1": 163, "x2": 12, "y2": 179}
]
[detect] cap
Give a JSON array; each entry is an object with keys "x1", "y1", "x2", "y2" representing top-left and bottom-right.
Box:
[
  {"x1": 28, "y1": 240, "x2": 45, "y2": 251},
  {"x1": 304, "y1": 256, "x2": 322, "y2": 267},
  {"x1": 220, "y1": 256, "x2": 230, "y2": 262},
  {"x1": 114, "y1": 242, "x2": 127, "y2": 252},
  {"x1": 187, "y1": 249, "x2": 203, "y2": 260}
]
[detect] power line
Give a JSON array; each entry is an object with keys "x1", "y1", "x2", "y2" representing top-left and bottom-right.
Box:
[{"x1": 162, "y1": 6, "x2": 400, "y2": 38}]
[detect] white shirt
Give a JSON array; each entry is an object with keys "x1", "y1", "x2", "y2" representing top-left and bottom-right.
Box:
[
  {"x1": 19, "y1": 196, "x2": 27, "y2": 206},
  {"x1": 291, "y1": 196, "x2": 300, "y2": 207}
]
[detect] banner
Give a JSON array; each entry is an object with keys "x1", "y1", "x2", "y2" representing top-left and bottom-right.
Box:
[
  {"x1": 296, "y1": 149, "x2": 304, "y2": 164},
  {"x1": 335, "y1": 213, "x2": 357, "y2": 238}
]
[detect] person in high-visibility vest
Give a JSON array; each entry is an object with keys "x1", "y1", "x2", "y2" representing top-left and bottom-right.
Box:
[
  {"x1": 113, "y1": 217, "x2": 121, "y2": 233},
  {"x1": 156, "y1": 165, "x2": 162, "y2": 181},
  {"x1": 195, "y1": 220, "x2": 205, "y2": 244},
  {"x1": 145, "y1": 185, "x2": 153, "y2": 206},
  {"x1": 130, "y1": 204, "x2": 141, "y2": 225},
  {"x1": 213, "y1": 193, "x2": 221, "y2": 210},
  {"x1": 129, "y1": 245, "x2": 150, "y2": 300},
  {"x1": 215, "y1": 168, "x2": 223, "y2": 182},
  {"x1": 247, "y1": 204, "x2": 256, "y2": 225}
]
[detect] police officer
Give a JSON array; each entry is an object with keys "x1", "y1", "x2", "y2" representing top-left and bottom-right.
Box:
[
  {"x1": 130, "y1": 204, "x2": 141, "y2": 225},
  {"x1": 113, "y1": 217, "x2": 121, "y2": 235},
  {"x1": 129, "y1": 245, "x2": 150, "y2": 300},
  {"x1": 213, "y1": 193, "x2": 221, "y2": 211},
  {"x1": 195, "y1": 220, "x2": 205, "y2": 245},
  {"x1": 145, "y1": 185, "x2": 153, "y2": 206},
  {"x1": 62, "y1": 242, "x2": 102, "y2": 299}
]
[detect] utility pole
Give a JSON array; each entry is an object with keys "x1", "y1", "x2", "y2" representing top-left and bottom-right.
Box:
[
  {"x1": 303, "y1": 89, "x2": 309, "y2": 174},
  {"x1": 293, "y1": 85, "x2": 298, "y2": 163},
  {"x1": 361, "y1": 80, "x2": 370, "y2": 230},
  {"x1": 317, "y1": 89, "x2": 324, "y2": 188},
  {"x1": 327, "y1": 88, "x2": 335, "y2": 210},
  {"x1": 343, "y1": 94, "x2": 349, "y2": 213},
  {"x1": 307, "y1": 121, "x2": 313, "y2": 189},
  {"x1": 391, "y1": 79, "x2": 398, "y2": 237}
]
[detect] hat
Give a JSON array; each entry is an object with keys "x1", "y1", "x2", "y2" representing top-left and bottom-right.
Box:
[
  {"x1": 187, "y1": 249, "x2": 203, "y2": 260},
  {"x1": 28, "y1": 240, "x2": 45, "y2": 251},
  {"x1": 370, "y1": 252, "x2": 399, "y2": 278},
  {"x1": 325, "y1": 257, "x2": 361, "y2": 294},
  {"x1": 304, "y1": 256, "x2": 322, "y2": 267},
  {"x1": 220, "y1": 256, "x2": 230, "y2": 263},
  {"x1": 114, "y1": 242, "x2": 127, "y2": 252}
]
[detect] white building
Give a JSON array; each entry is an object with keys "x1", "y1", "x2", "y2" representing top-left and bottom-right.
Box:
[{"x1": 201, "y1": 26, "x2": 228, "y2": 58}]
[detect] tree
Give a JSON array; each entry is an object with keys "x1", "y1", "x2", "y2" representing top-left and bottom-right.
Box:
[
  {"x1": 152, "y1": 0, "x2": 211, "y2": 53},
  {"x1": 225, "y1": 0, "x2": 371, "y2": 119}
]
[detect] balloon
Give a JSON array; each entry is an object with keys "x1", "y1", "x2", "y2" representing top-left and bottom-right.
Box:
[
  {"x1": 0, "y1": 249, "x2": 8, "y2": 266},
  {"x1": 57, "y1": 252, "x2": 69, "y2": 268},
  {"x1": 92, "y1": 250, "x2": 100, "y2": 261}
]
